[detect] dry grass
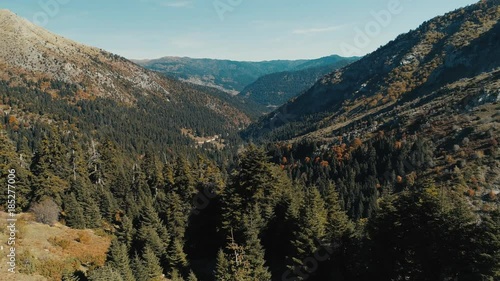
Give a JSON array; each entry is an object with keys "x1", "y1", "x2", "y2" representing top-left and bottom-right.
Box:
[{"x1": 0, "y1": 212, "x2": 111, "y2": 280}]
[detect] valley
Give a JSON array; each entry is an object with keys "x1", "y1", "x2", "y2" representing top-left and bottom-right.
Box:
[{"x1": 0, "y1": 1, "x2": 499, "y2": 281}]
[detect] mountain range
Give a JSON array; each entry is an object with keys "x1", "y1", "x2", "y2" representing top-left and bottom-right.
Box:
[
  {"x1": 239, "y1": 56, "x2": 358, "y2": 109},
  {"x1": 0, "y1": 2, "x2": 499, "y2": 280},
  {"x1": 0, "y1": 9, "x2": 254, "y2": 154},
  {"x1": 135, "y1": 55, "x2": 357, "y2": 98}
]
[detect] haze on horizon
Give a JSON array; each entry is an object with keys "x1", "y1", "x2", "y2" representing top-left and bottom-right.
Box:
[{"x1": 2, "y1": 0, "x2": 478, "y2": 61}]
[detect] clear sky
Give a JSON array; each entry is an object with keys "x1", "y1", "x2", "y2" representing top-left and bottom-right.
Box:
[{"x1": 2, "y1": 0, "x2": 479, "y2": 61}]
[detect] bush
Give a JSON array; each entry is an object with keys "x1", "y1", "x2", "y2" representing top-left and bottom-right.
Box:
[
  {"x1": 49, "y1": 236, "x2": 71, "y2": 250},
  {"x1": 18, "y1": 250, "x2": 38, "y2": 275},
  {"x1": 31, "y1": 198, "x2": 60, "y2": 225}
]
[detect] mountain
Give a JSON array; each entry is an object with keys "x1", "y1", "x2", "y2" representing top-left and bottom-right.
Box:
[
  {"x1": 135, "y1": 55, "x2": 357, "y2": 95},
  {"x1": 239, "y1": 56, "x2": 359, "y2": 109},
  {"x1": 245, "y1": 0, "x2": 500, "y2": 142},
  {"x1": 0, "y1": 9, "x2": 252, "y2": 154},
  {"x1": 1, "y1": 4, "x2": 500, "y2": 281}
]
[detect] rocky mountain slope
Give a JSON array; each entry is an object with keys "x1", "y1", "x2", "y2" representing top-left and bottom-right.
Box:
[
  {"x1": 244, "y1": 0, "x2": 500, "y2": 202},
  {"x1": 0, "y1": 9, "x2": 167, "y2": 104},
  {"x1": 245, "y1": 0, "x2": 500, "y2": 141}
]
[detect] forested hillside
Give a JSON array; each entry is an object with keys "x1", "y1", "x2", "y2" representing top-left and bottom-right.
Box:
[
  {"x1": 239, "y1": 56, "x2": 358, "y2": 109},
  {"x1": 1, "y1": 128, "x2": 498, "y2": 280},
  {"x1": 0, "y1": 1, "x2": 499, "y2": 281}
]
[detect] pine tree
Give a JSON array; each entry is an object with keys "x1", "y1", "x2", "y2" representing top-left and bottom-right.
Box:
[
  {"x1": 170, "y1": 269, "x2": 185, "y2": 281},
  {"x1": 242, "y1": 206, "x2": 272, "y2": 280},
  {"x1": 0, "y1": 129, "x2": 32, "y2": 211},
  {"x1": 87, "y1": 266, "x2": 124, "y2": 281},
  {"x1": 167, "y1": 238, "x2": 188, "y2": 271},
  {"x1": 99, "y1": 187, "x2": 119, "y2": 222},
  {"x1": 63, "y1": 192, "x2": 86, "y2": 228},
  {"x1": 365, "y1": 184, "x2": 488, "y2": 280},
  {"x1": 324, "y1": 183, "x2": 353, "y2": 241},
  {"x1": 31, "y1": 135, "x2": 67, "y2": 204},
  {"x1": 141, "y1": 150, "x2": 163, "y2": 193},
  {"x1": 165, "y1": 191, "x2": 188, "y2": 240},
  {"x1": 214, "y1": 230, "x2": 259, "y2": 281},
  {"x1": 69, "y1": 179, "x2": 102, "y2": 228},
  {"x1": 140, "y1": 203, "x2": 170, "y2": 250},
  {"x1": 162, "y1": 161, "x2": 175, "y2": 190},
  {"x1": 288, "y1": 187, "x2": 328, "y2": 280},
  {"x1": 173, "y1": 156, "x2": 196, "y2": 203},
  {"x1": 195, "y1": 155, "x2": 225, "y2": 193},
  {"x1": 136, "y1": 225, "x2": 167, "y2": 260},
  {"x1": 459, "y1": 208, "x2": 500, "y2": 280},
  {"x1": 106, "y1": 239, "x2": 136, "y2": 281},
  {"x1": 214, "y1": 249, "x2": 232, "y2": 281},
  {"x1": 222, "y1": 145, "x2": 285, "y2": 236},
  {"x1": 142, "y1": 246, "x2": 165, "y2": 281},
  {"x1": 116, "y1": 214, "x2": 135, "y2": 248},
  {"x1": 132, "y1": 253, "x2": 148, "y2": 281},
  {"x1": 187, "y1": 270, "x2": 198, "y2": 281}
]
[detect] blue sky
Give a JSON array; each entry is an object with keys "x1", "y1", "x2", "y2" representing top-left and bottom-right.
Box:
[{"x1": 2, "y1": 0, "x2": 478, "y2": 61}]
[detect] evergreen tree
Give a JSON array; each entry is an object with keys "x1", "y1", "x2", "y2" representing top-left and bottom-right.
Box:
[
  {"x1": 167, "y1": 238, "x2": 189, "y2": 271},
  {"x1": 173, "y1": 156, "x2": 196, "y2": 203},
  {"x1": 106, "y1": 239, "x2": 136, "y2": 281},
  {"x1": 242, "y1": 206, "x2": 272, "y2": 280},
  {"x1": 222, "y1": 145, "x2": 285, "y2": 236},
  {"x1": 141, "y1": 150, "x2": 164, "y2": 194},
  {"x1": 365, "y1": 185, "x2": 488, "y2": 281},
  {"x1": 132, "y1": 253, "x2": 148, "y2": 281},
  {"x1": 214, "y1": 249, "x2": 232, "y2": 281},
  {"x1": 141, "y1": 246, "x2": 165, "y2": 281},
  {"x1": 170, "y1": 269, "x2": 185, "y2": 281},
  {"x1": 87, "y1": 266, "x2": 124, "y2": 281},
  {"x1": 99, "y1": 187, "x2": 119, "y2": 222},
  {"x1": 324, "y1": 182, "x2": 353, "y2": 241},
  {"x1": 136, "y1": 225, "x2": 167, "y2": 259},
  {"x1": 31, "y1": 135, "x2": 67, "y2": 204},
  {"x1": 116, "y1": 214, "x2": 134, "y2": 248},
  {"x1": 477, "y1": 210, "x2": 500, "y2": 279},
  {"x1": 63, "y1": 192, "x2": 86, "y2": 228},
  {"x1": 187, "y1": 271, "x2": 198, "y2": 281},
  {"x1": 214, "y1": 232, "x2": 254, "y2": 281},
  {"x1": 162, "y1": 161, "x2": 175, "y2": 189},
  {"x1": 0, "y1": 129, "x2": 32, "y2": 211},
  {"x1": 288, "y1": 187, "x2": 328, "y2": 280},
  {"x1": 140, "y1": 203, "x2": 170, "y2": 251}
]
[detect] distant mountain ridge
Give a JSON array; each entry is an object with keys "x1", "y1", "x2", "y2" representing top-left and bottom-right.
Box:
[
  {"x1": 240, "y1": 56, "x2": 359, "y2": 109},
  {"x1": 135, "y1": 55, "x2": 357, "y2": 95}
]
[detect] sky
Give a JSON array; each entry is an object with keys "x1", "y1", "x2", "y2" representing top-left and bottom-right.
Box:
[{"x1": 2, "y1": 0, "x2": 479, "y2": 61}]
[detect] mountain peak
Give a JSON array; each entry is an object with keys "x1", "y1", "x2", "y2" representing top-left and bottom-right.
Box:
[
  {"x1": 0, "y1": 9, "x2": 15, "y2": 16},
  {"x1": 0, "y1": 10, "x2": 170, "y2": 103},
  {"x1": 0, "y1": 9, "x2": 22, "y2": 29}
]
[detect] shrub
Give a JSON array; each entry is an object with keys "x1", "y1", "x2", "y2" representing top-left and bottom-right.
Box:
[
  {"x1": 49, "y1": 237, "x2": 71, "y2": 250},
  {"x1": 31, "y1": 198, "x2": 60, "y2": 225},
  {"x1": 18, "y1": 250, "x2": 38, "y2": 275}
]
